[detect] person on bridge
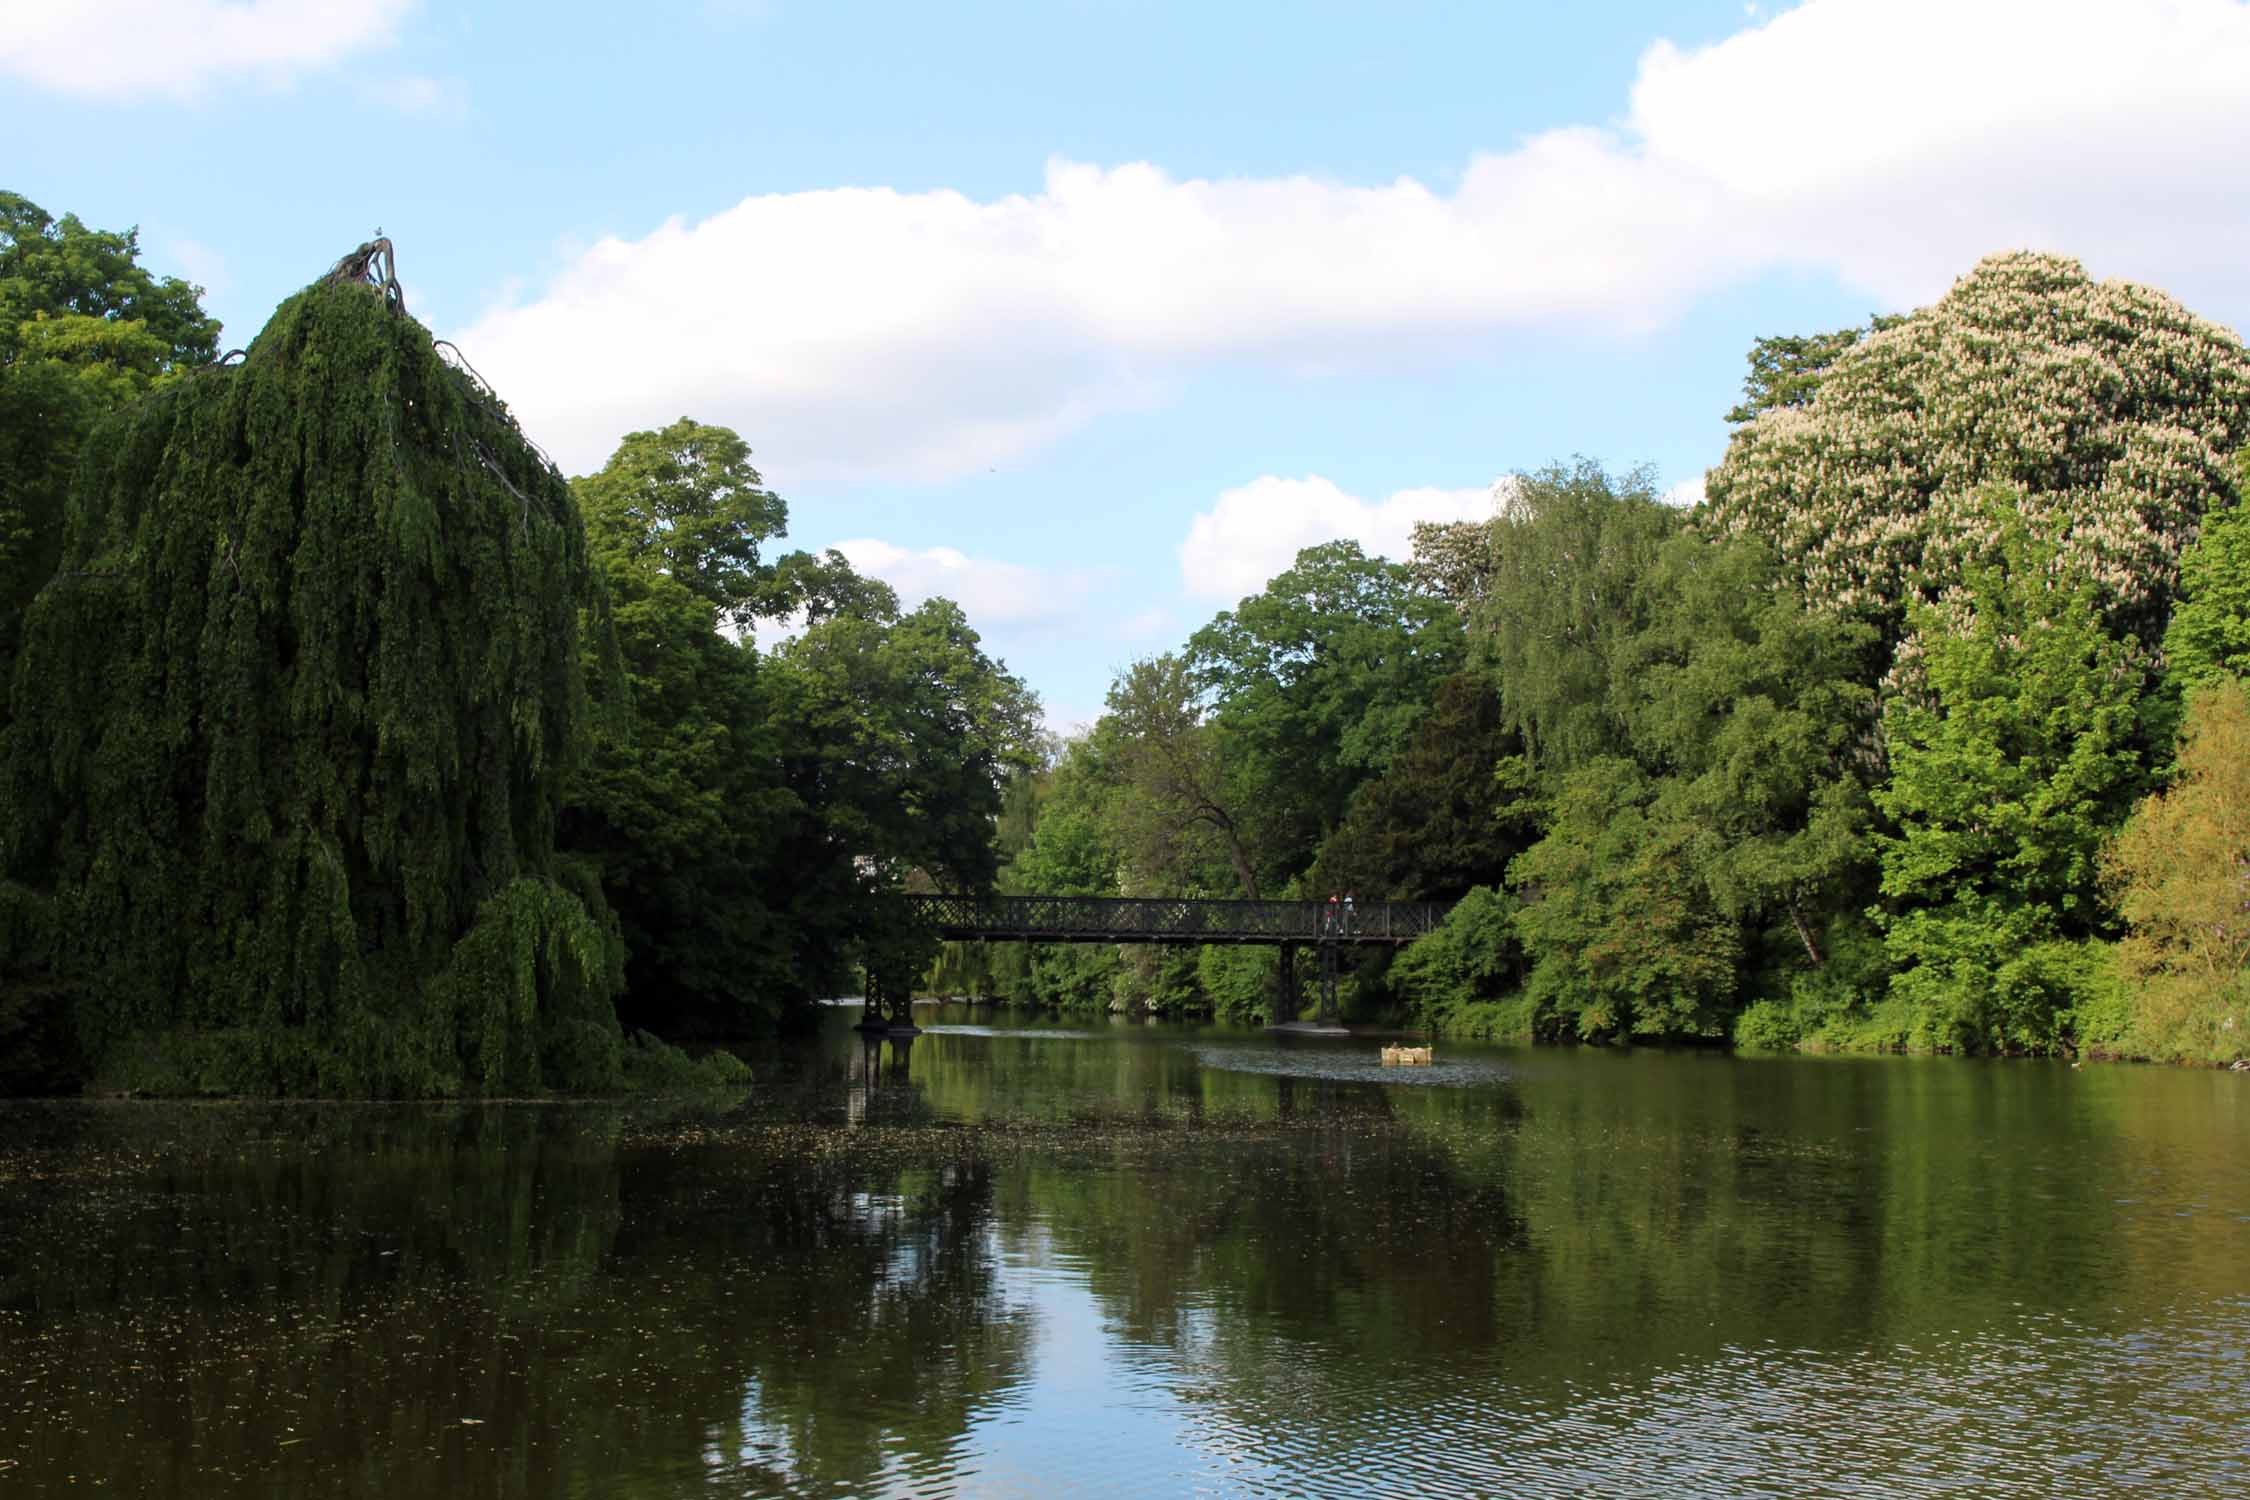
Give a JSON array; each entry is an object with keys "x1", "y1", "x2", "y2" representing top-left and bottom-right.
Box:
[
  {"x1": 1326, "y1": 893, "x2": 1340, "y2": 934},
  {"x1": 1343, "y1": 892, "x2": 1356, "y2": 935}
]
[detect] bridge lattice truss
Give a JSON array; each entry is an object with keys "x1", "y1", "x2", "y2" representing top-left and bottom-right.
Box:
[{"x1": 891, "y1": 893, "x2": 1449, "y2": 947}]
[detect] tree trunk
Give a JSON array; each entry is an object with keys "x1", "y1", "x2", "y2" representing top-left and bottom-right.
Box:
[
  {"x1": 1787, "y1": 896, "x2": 1825, "y2": 968},
  {"x1": 1200, "y1": 804, "x2": 1261, "y2": 900}
]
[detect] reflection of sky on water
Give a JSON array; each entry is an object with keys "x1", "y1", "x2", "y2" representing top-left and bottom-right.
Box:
[
  {"x1": 1187, "y1": 1042, "x2": 1519, "y2": 1090},
  {"x1": 921, "y1": 1025, "x2": 1107, "y2": 1042},
  {"x1": 921, "y1": 1014, "x2": 1520, "y2": 1089}
]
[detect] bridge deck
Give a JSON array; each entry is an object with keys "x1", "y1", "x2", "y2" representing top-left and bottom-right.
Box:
[{"x1": 895, "y1": 893, "x2": 1446, "y2": 947}]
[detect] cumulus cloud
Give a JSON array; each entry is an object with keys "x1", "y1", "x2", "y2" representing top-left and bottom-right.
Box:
[
  {"x1": 456, "y1": 0, "x2": 2250, "y2": 480},
  {"x1": 1662, "y1": 475, "x2": 1707, "y2": 509},
  {"x1": 0, "y1": 0, "x2": 412, "y2": 100},
  {"x1": 1179, "y1": 476, "x2": 1497, "y2": 603}
]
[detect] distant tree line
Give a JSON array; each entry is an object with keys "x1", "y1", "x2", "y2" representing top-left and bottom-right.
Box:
[{"x1": 956, "y1": 253, "x2": 2250, "y2": 1064}]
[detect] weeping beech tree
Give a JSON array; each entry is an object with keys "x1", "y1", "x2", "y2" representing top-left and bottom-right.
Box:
[{"x1": 0, "y1": 244, "x2": 630, "y2": 1095}]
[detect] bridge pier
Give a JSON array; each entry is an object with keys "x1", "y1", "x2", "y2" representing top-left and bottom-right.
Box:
[
  {"x1": 1267, "y1": 936, "x2": 1349, "y2": 1035},
  {"x1": 856, "y1": 964, "x2": 922, "y2": 1035}
]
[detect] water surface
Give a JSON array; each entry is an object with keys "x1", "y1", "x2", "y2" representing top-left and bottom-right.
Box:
[{"x1": 3, "y1": 1006, "x2": 2246, "y2": 1496}]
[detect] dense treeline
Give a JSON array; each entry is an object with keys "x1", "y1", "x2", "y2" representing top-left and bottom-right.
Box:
[
  {"x1": 966, "y1": 253, "x2": 2250, "y2": 1064},
  {"x1": 0, "y1": 199, "x2": 1036, "y2": 1094},
  {"x1": 3, "y1": 194, "x2": 2246, "y2": 1087}
]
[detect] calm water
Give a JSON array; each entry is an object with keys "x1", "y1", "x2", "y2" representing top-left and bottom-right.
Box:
[{"x1": 3, "y1": 1005, "x2": 2247, "y2": 1497}]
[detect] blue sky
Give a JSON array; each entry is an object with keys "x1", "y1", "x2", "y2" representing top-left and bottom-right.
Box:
[{"x1": 9, "y1": 0, "x2": 2250, "y2": 729}]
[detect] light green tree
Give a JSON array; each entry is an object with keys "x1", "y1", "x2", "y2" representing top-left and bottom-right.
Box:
[
  {"x1": 1873, "y1": 500, "x2": 2154, "y2": 1053},
  {"x1": 2162, "y1": 458, "x2": 2250, "y2": 693},
  {"x1": 2104, "y1": 677, "x2": 2250, "y2": 1062},
  {"x1": 570, "y1": 416, "x2": 786, "y2": 629}
]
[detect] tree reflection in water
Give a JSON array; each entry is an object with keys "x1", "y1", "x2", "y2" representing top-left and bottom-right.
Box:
[
  {"x1": 6, "y1": 1027, "x2": 2250, "y2": 1499},
  {"x1": 0, "y1": 1101, "x2": 1030, "y2": 1497}
]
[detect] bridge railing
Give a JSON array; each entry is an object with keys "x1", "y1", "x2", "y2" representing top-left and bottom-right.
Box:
[{"x1": 892, "y1": 893, "x2": 1450, "y2": 945}]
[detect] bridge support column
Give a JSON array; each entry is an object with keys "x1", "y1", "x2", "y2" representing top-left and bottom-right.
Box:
[
  {"x1": 857, "y1": 964, "x2": 921, "y2": 1034},
  {"x1": 1315, "y1": 940, "x2": 1342, "y2": 1026},
  {"x1": 1277, "y1": 943, "x2": 1298, "y2": 1021}
]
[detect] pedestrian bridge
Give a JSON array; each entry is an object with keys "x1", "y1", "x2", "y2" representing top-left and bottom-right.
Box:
[{"x1": 890, "y1": 893, "x2": 1449, "y2": 947}]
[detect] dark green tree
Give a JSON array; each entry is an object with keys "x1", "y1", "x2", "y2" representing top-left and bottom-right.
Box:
[
  {"x1": 1509, "y1": 760, "x2": 1743, "y2": 1041},
  {"x1": 1723, "y1": 314, "x2": 1903, "y2": 424},
  {"x1": 1, "y1": 191, "x2": 220, "y2": 710},
  {"x1": 562, "y1": 420, "x2": 804, "y2": 1035},
  {"x1": 1608, "y1": 531, "x2": 1880, "y2": 972},
  {"x1": 2, "y1": 258, "x2": 622, "y2": 1095},
  {"x1": 1187, "y1": 539, "x2": 1463, "y2": 881},
  {"x1": 1104, "y1": 653, "x2": 1263, "y2": 897},
  {"x1": 1309, "y1": 671, "x2": 1530, "y2": 902},
  {"x1": 763, "y1": 593, "x2": 1042, "y2": 1000}
]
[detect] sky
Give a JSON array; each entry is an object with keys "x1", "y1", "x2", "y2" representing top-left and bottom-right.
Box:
[{"x1": 8, "y1": 0, "x2": 2250, "y2": 730}]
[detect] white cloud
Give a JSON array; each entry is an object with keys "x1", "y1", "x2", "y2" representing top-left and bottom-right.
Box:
[
  {"x1": 1179, "y1": 476, "x2": 1497, "y2": 603},
  {"x1": 831, "y1": 539, "x2": 1094, "y2": 632},
  {"x1": 0, "y1": 1, "x2": 412, "y2": 100},
  {"x1": 456, "y1": 0, "x2": 2250, "y2": 481},
  {"x1": 1662, "y1": 475, "x2": 1707, "y2": 509}
]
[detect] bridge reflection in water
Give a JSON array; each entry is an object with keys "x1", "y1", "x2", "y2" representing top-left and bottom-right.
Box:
[{"x1": 863, "y1": 894, "x2": 1452, "y2": 1032}]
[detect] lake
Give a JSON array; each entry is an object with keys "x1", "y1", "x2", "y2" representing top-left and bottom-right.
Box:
[{"x1": 3, "y1": 1004, "x2": 2246, "y2": 1497}]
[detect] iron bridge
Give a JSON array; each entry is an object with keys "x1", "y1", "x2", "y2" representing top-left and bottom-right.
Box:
[
  {"x1": 855, "y1": 894, "x2": 1452, "y2": 1033},
  {"x1": 890, "y1": 893, "x2": 1449, "y2": 946}
]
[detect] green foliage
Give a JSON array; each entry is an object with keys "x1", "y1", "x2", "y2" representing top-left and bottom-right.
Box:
[
  {"x1": 1388, "y1": 885, "x2": 1523, "y2": 1031},
  {"x1": 1723, "y1": 314, "x2": 1904, "y2": 424},
  {"x1": 772, "y1": 596, "x2": 1039, "y2": 892},
  {"x1": 1511, "y1": 764, "x2": 1742, "y2": 1041},
  {"x1": 1195, "y1": 945, "x2": 1277, "y2": 1024},
  {"x1": 563, "y1": 429, "x2": 798, "y2": 1035},
  {"x1": 2163, "y1": 463, "x2": 2250, "y2": 693},
  {"x1": 762, "y1": 593, "x2": 1040, "y2": 1001},
  {"x1": 988, "y1": 735, "x2": 1131, "y2": 1010},
  {"x1": 1187, "y1": 540, "x2": 1463, "y2": 878},
  {"x1": 572, "y1": 417, "x2": 786, "y2": 629},
  {"x1": 1309, "y1": 670, "x2": 1528, "y2": 902},
  {"x1": 1731, "y1": 921, "x2": 1891, "y2": 1051},
  {"x1": 1608, "y1": 530, "x2": 1880, "y2": 959},
  {"x1": 618, "y1": 1030, "x2": 753, "y2": 1091},
  {"x1": 1, "y1": 273, "x2": 618, "y2": 1094},
  {"x1": 1471, "y1": 460, "x2": 1688, "y2": 770},
  {"x1": 1873, "y1": 502, "x2": 2155, "y2": 1053},
  {"x1": 2104, "y1": 676, "x2": 2250, "y2": 1063},
  {"x1": 1104, "y1": 653, "x2": 1263, "y2": 897},
  {"x1": 1, "y1": 191, "x2": 221, "y2": 712}
]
